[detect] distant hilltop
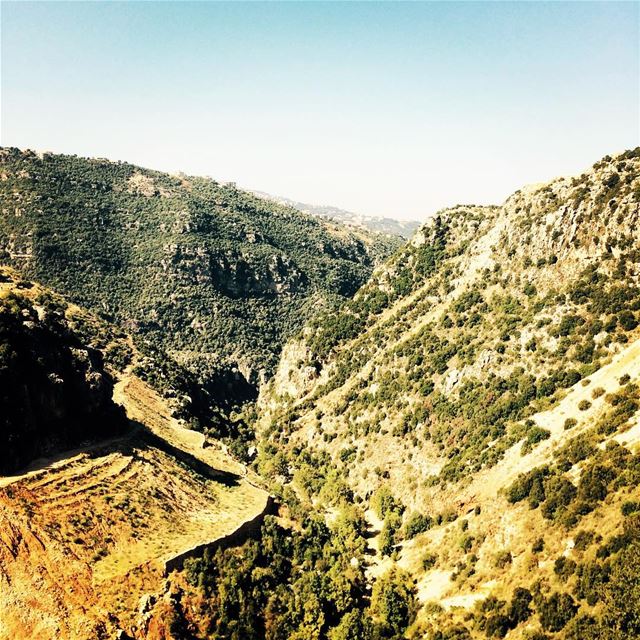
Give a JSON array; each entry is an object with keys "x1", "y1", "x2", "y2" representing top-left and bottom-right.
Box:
[{"x1": 251, "y1": 189, "x2": 422, "y2": 238}]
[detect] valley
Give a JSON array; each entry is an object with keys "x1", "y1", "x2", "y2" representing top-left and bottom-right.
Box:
[{"x1": 0, "y1": 147, "x2": 639, "y2": 639}]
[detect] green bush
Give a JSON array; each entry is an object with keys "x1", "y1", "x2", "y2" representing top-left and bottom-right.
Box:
[
  {"x1": 404, "y1": 512, "x2": 433, "y2": 539},
  {"x1": 494, "y1": 550, "x2": 512, "y2": 569},
  {"x1": 370, "y1": 568, "x2": 417, "y2": 638},
  {"x1": 538, "y1": 592, "x2": 578, "y2": 632}
]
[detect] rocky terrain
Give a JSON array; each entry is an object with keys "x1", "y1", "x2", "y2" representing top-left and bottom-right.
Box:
[
  {"x1": 0, "y1": 270, "x2": 270, "y2": 640},
  {"x1": 0, "y1": 273, "x2": 126, "y2": 474},
  {"x1": 1, "y1": 148, "x2": 639, "y2": 640}
]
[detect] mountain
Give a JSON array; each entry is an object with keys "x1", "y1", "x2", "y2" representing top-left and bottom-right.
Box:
[
  {"x1": 251, "y1": 190, "x2": 422, "y2": 238},
  {"x1": 0, "y1": 270, "x2": 126, "y2": 474},
  {"x1": 2, "y1": 148, "x2": 640, "y2": 640},
  {"x1": 0, "y1": 148, "x2": 400, "y2": 413},
  {"x1": 253, "y1": 148, "x2": 640, "y2": 638},
  {"x1": 0, "y1": 267, "x2": 270, "y2": 639}
]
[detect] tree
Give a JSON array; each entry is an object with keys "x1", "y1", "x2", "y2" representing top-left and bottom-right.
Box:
[
  {"x1": 602, "y1": 541, "x2": 640, "y2": 635},
  {"x1": 328, "y1": 610, "x2": 372, "y2": 640},
  {"x1": 379, "y1": 511, "x2": 402, "y2": 557},
  {"x1": 371, "y1": 486, "x2": 403, "y2": 520},
  {"x1": 370, "y1": 568, "x2": 416, "y2": 638},
  {"x1": 538, "y1": 592, "x2": 578, "y2": 632}
]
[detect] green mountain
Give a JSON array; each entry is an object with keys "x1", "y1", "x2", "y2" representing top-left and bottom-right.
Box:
[
  {"x1": 1, "y1": 148, "x2": 640, "y2": 640},
  {"x1": 0, "y1": 148, "x2": 400, "y2": 410},
  {"x1": 251, "y1": 147, "x2": 640, "y2": 639}
]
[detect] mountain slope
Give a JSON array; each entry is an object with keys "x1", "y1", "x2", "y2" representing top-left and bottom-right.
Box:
[
  {"x1": 2, "y1": 148, "x2": 640, "y2": 640},
  {"x1": 253, "y1": 148, "x2": 640, "y2": 638},
  {"x1": 0, "y1": 271, "x2": 126, "y2": 474},
  {"x1": 0, "y1": 148, "x2": 397, "y2": 405},
  {"x1": 0, "y1": 268, "x2": 270, "y2": 640}
]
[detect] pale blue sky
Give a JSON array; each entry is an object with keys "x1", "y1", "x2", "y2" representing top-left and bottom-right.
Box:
[{"x1": 1, "y1": 1, "x2": 638, "y2": 219}]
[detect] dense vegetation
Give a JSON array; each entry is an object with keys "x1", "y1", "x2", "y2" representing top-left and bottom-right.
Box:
[
  {"x1": 173, "y1": 514, "x2": 417, "y2": 640},
  {"x1": 0, "y1": 147, "x2": 399, "y2": 416}
]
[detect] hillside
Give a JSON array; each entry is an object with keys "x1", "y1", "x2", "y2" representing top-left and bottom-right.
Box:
[
  {"x1": 0, "y1": 272, "x2": 126, "y2": 474},
  {"x1": 0, "y1": 148, "x2": 398, "y2": 411},
  {"x1": 0, "y1": 269, "x2": 270, "y2": 640},
  {"x1": 2, "y1": 149, "x2": 640, "y2": 640},
  {"x1": 251, "y1": 190, "x2": 422, "y2": 238},
  {"x1": 249, "y1": 148, "x2": 640, "y2": 638}
]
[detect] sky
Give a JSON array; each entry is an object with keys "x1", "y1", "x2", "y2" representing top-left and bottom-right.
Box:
[{"x1": 1, "y1": 2, "x2": 638, "y2": 221}]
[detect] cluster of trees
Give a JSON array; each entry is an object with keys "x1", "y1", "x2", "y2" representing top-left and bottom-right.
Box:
[
  {"x1": 306, "y1": 216, "x2": 450, "y2": 364},
  {"x1": 507, "y1": 438, "x2": 640, "y2": 528},
  {"x1": 180, "y1": 515, "x2": 416, "y2": 640}
]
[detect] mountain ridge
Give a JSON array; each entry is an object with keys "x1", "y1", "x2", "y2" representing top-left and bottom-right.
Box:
[
  {"x1": 1, "y1": 147, "x2": 640, "y2": 639},
  {"x1": 250, "y1": 189, "x2": 422, "y2": 238}
]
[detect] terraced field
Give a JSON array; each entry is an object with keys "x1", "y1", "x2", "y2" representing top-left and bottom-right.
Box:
[{"x1": 0, "y1": 374, "x2": 269, "y2": 640}]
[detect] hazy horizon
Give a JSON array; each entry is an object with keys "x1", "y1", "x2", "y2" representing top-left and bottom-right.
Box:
[{"x1": 1, "y1": 1, "x2": 638, "y2": 221}]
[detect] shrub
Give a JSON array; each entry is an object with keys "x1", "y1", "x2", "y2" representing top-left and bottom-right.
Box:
[
  {"x1": 404, "y1": 512, "x2": 432, "y2": 539},
  {"x1": 601, "y1": 541, "x2": 640, "y2": 635},
  {"x1": 578, "y1": 464, "x2": 615, "y2": 502},
  {"x1": 494, "y1": 550, "x2": 512, "y2": 569},
  {"x1": 371, "y1": 486, "x2": 403, "y2": 520},
  {"x1": 618, "y1": 310, "x2": 638, "y2": 331},
  {"x1": 554, "y1": 556, "x2": 577, "y2": 581},
  {"x1": 541, "y1": 476, "x2": 577, "y2": 520},
  {"x1": 507, "y1": 587, "x2": 533, "y2": 625},
  {"x1": 538, "y1": 592, "x2": 578, "y2": 632},
  {"x1": 506, "y1": 466, "x2": 552, "y2": 506},
  {"x1": 574, "y1": 530, "x2": 595, "y2": 551},
  {"x1": 485, "y1": 614, "x2": 511, "y2": 637},
  {"x1": 532, "y1": 538, "x2": 545, "y2": 553},
  {"x1": 379, "y1": 511, "x2": 403, "y2": 557},
  {"x1": 523, "y1": 426, "x2": 551, "y2": 451},
  {"x1": 422, "y1": 551, "x2": 438, "y2": 570},
  {"x1": 578, "y1": 400, "x2": 592, "y2": 411},
  {"x1": 555, "y1": 436, "x2": 595, "y2": 467},
  {"x1": 370, "y1": 568, "x2": 417, "y2": 638},
  {"x1": 622, "y1": 501, "x2": 640, "y2": 516}
]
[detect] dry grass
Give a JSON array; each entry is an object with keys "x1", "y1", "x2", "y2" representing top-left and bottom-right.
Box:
[{"x1": 0, "y1": 369, "x2": 268, "y2": 640}]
